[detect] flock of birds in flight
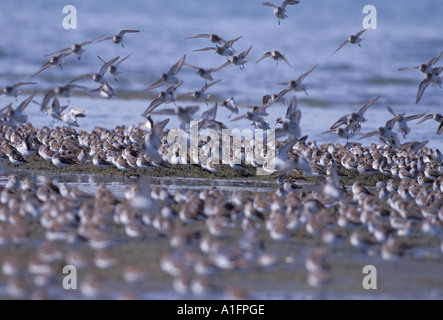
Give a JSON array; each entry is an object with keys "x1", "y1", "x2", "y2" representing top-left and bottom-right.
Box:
[{"x1": 1, "y1": 1, "x2": 443, "y2": 163}]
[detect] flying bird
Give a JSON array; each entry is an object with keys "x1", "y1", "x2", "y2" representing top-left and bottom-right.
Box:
[
  {"x1": 97, "y1": 54, "x2": 131, "y2": 81},
  {"x1": 256, "y1": 50, "x2": 291, "y2": 67},
  {"x1": 262, "y1": 1, "x2": 301, "y2": 25},
  {"x1": 144, "y1": 55, "x2": 186, "y2": 91},
  {"x1": 416, "y1": 113, "x2": 443, "y2": 135},
  {"x1": 0, "y1": 82, "x2": 37, "y2": 100},
  {"x1": 44, "y1": 36, "x2": 104, "y2": 60},
  {"x1": 333, "y1": 29, "x2": 367, "y2": 55},
  {"x1": 32, "y1": 52, "x2": 71, "y2": 77},
  {"x1": 267, "y1": 64, "x2": 318, "y2": 95},
  {"x1": 97, "y1": 30, "x2": 140, "y2": 48},
  {"x1": 70, "y1": 56, "x2": 120, "y2": 83},
  {"x1": 398, "y1": 50, "x2": 443, "y2": 74}
]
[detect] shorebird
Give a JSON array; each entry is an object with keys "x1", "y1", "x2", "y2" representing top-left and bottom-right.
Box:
[
  {"x1": 60, "y1": 108, "x2": 86, "y2": 127},
  {"x1": 275, "y1": 96, "x2": 302, "y2": 140},
  {"x1": 262, "y1": 1, "x2": 300, "y2": 25},
  {"x1": 184, "y1": 62, "x2": 230, "y2": 82},
  {"x1": 97, "y1": 30, "x2": 140, "y2": 47},
  {"x1": 0, "y1": 93, "x2": 35, "y2": 125},
  {"x1": 45, "y1": 36, "x2": 103, "y2": 60},
  {"x1": 329, "y1": 96, "x2": 380, "y2": 135},
  {"x1": 416, "y1": 113, "x2": 443, "y2": 135},
  {"x1": 229, "y1": 45, "x2": 253, "y2": 70},
  {"x1": 0, "y1": 82, "x2": 37, "y2": 100},
  {"x1": 360, "y1": 117, "x2": 401, "y2": 148},
  {"x1": 415, "y1": 73, "x2": 442, "y2": 104},
  {"x1": 181, "y1": 79, "x2": 221, "y2": 105},
  {"x1": 32, "y1": 52, "x2": 70, "y2": 77},
  {"x1": 150, "y1": 105, "x2": 198, "y2": 130},
  {"x1": 142, "y1": 119, "x2": 169, "y2": 164},
  {"x1": 267, "y1": 64, "x2": 318, "y2": 95},
  {"x1": 220, "y1": 97, "x2": 239, "y2": 117},
  {"x1": 186, "y1": 33, "x2": 227, "y2": 45},
  {"x1": 262, "y1": 138, "x2": 298, "y2": 174},
  {"x1": 144, "y1": 55, "x2": 186, "y2": 91},
  {"x1": 70, "y1": 56, "x2": 120, "y2": 83},
  {"x1": 40, "y1": 84, "x2": 86, "y2": 110},
  {"x1": 193, "y1": 36, "x2": 243, "y2": 58},
  {"x1": 231, "y1": 100, "x2": 275, "y2": 130},
  {"x1": 386, "y1": 106, "x2": 426, "y2": 138},
  {"x1": 256, "y1": 50, "x2": 291, "y2": 67},
  {"x1": 398, "y1": 50, "x2": 443, "y2": 74},
  {"x1": 52, "y1": 153, "x2": 79, "y2": 168},
  {"x1": 97, "y1": 54, "x2": 131, "y2": 81},
  {"x1": 141, "y1": 81, "x2": 182, "y2": 116},
  {"x1": 333, "y1": 29, "x2": 367, "y2": 54},
  {"x1": 88, "y1": 80, "x2": 119, "y2": 99}
]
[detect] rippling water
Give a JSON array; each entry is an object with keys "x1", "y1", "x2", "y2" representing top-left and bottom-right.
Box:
[{"x1": 1, "y1": 0, "x2": 443, "y2": 149}]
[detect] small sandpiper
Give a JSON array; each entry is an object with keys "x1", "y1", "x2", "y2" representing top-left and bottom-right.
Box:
[
  {"x1": 97, "y1": 30, "x2": 140, "y2": 48},
  {"x1": 262, "y1": 1, "x2": 301, "y2": 25},
  {"x1": 333, "y1": 29, "x2": 367, "y2": 55}
]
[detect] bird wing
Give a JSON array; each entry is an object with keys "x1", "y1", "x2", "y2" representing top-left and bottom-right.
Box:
[
  {"x1": 149, "y1": 108, "x2": 176, "y2": 116},
  {"x1": 360, "y1": 130, "x2": 379, "y2": 139},
  {"x1": 169, "y1": 55, "x2": 186, "y2": 75},
  {"x1": 330, "y1": 115, "x2": 350, "y2": 129},
  {"x1": 333, "y1": 39, "x2": 350, "y2": 55},
  {"x1": 282, "y1": 54, "x2": 292, "y2": 67},
  {"x1": 239, "y1": 45, "x2": 253, "y2": 59},
  {"x1": 16, "y1": 92, "x2": 36, "y2": 113},
  {"x1": 141, "y1": 98, "x2": 166, "y2": 117},
  {"x1": 386, "y1": 106, "x2": 397, "y2": 117},
  {"x1": 202, "y1": 103, "x2": 218, "y2": 121},
  {"x1": 115, "y1": 54, "x2": 131, "y2": 67},
  {"x1": 415, "y1": 114, "x2": 434, "y2": 125},
  {"x1": 297, "y1": 64, "x2": 318, "y2": 83},
  {"x1": 285, "y1": 95, "x2": 298, "y2": 119},
  {"x1": 69, "y1": 74, "x2": 95, "y2": 83},
  {"x1": 99, "y1": 56, "x2": 120, "y2": 75},
  {"x1": 398, "y1": 66, "x2": 420, "y2": 71},
  {"x1": 193, "y1": 46, "x2": 217, "y2": 52},
  {"x1": 355, "y1": 29, "x2": 368, "y2": 37},
  {"x1": 225, "y1": 35, "x2": 243, "y2": 48},
  {"x1": 41, "y1": 91, "x2": 56, "y2": 111},
  {"x1": 119, "y1": 30, "x2": 140, "y2": 36},
  {"x1": 211, "y1": 60, "x2": 231, "y2": 72},
  {"x1": 416, "y1": 79, "x2": 431, "y2": 104},
  {"x1": 256, "y1": 52, "x2": 272, "y2": 63},
  {"x1": 427, "y1": 50, "x2": 443, "y2": 66},
  {"x1": 202, "y1": 79, "x2": 221, "y2": 92},
  {"x1": 186, "y1": 34, "x2": 210, "y2": 40},
  {"x1": 405, "y1": 111, "x2": 427, "y2": 122},
  {"x1": 69, "y1": 108, "x2": 86, "y2": 118},
  {"x1": 279, "y1": 138, "x2": 297, "y2": 160},
  {"x1": 32, "y1": 63, "x2": 50, "y2": 77},
  {"x1": 12, "y1": 82, "x2": 37, "y2": 89},
  {"x1": 144, "y1": 78, "x2": 166, "y2": 91},
  {"x1": 282, "y1": 0, "x2": 300, "y2": 10},
  {"x1": 359, "y1": 96, "x2": 379, "y2": 115},
  {"x1": 437, "y1": 121, "x2": 443, "y2": 135},
  {"x1": 184, "y1": 105, "x2": 200, "y2": 115},
  {"x1": 262, "y1": 2, "x2": 276, "y2": 8},
  {"x1": 96, "y1": 36, "x2": 113, "y2": 43}
]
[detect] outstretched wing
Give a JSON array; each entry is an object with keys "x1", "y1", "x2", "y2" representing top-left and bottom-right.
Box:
[
  {"x1": 333, "y1": 39, "x2": 350, "y2": 55},
  {"x1": 416, "y1": 79, "x2": 430, "y2": 104},
  {"x1": 169, "y1": 55, "x2": 186, "y2": 75},
  {"x1": 256, "y1": 52, "x2": 272, "y2": 63},
  {"x1": 359, "y1": 96, "x2": 379, "y2": 115},
  {"x1": 297, "y1": 64, "x2": 318, "y2": 83}
]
